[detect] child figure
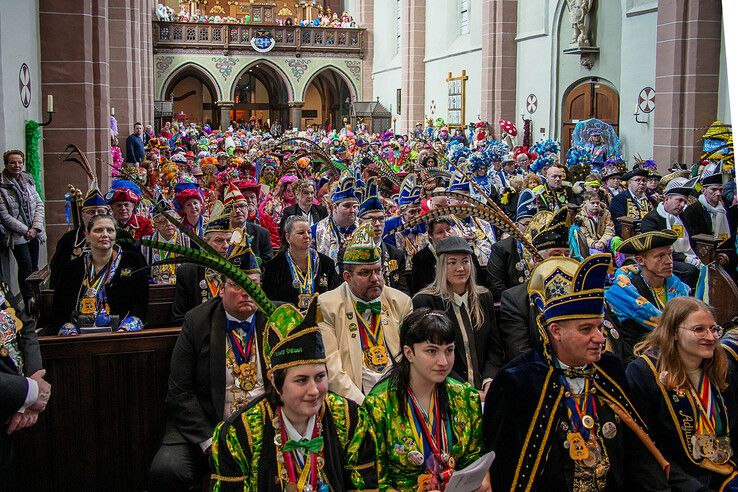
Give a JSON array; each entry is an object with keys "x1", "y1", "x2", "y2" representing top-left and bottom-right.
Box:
[{"x1": 575, "y1": 190, "x2": 616, "y2": 254}]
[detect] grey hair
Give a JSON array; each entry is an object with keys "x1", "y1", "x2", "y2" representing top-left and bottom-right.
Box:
[{"x1": 284, "y1": 214, "x2": 309, "y2": 235}]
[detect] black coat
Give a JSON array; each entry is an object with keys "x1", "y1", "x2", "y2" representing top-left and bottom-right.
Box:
[
  {"x1": 261, "y1": 249, "x2": 339, "y2": 306},
  {"x1": 163, "y1": 297, "x2": 271, "y2": 445},
  {"x1": 171, "y1": 264, "x2": 208, "y2": 324},
  {"x1": 498, "y1": 283, "x2": 540, "y2": 363},
  {"x1": 244, "y1": 221, "x2": 274, "y2": 263},
  {"x1": 278, "y1": 203, "x2": 328, "y2": 239},
  {"x1": 486, "y1": 236, "x2": 527, "y2": 300},
  {"x1": 381, "y1": 241, "x2": 410, "y2": 295},
  {"x1": 50, "y1": 250, "x2": 149, "y2": 333},
  {"x1": 609, "y1": 191, "x2": 655, "y2": 236},
  {"x1": 412, "y1": 290, "x2": 504, "y2": 385},
  {"x1": 627, "y1": 356, "x2": 738, "y2": 490},
  {"x1": 483, "y1": 348, "x2": 669, "y2": 491},
  {"x1": 410, "y1": 245, "x2": 491, "y2": 296}
]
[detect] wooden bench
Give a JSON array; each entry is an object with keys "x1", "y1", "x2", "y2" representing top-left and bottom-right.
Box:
[
  {"x1": 8, "y1": 327, "x2": 180, "y2": 491},
  {"x1": 617, "y1": 216, "x2": 641, "y2": 240}
]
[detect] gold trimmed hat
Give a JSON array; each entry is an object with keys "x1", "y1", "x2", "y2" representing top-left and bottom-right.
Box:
[
  {"x1": 616, "y1": 230, "x2": 678, "y2": 255},
  {"x1": 528, "y1": 254, "x2": 611, "y2": 324},
  {"x1": 342, "y1": 222, "x2": 381, "y2": 265},
  {"x1": 263, "y1": 296, "x2": 326, "y2": 377}
]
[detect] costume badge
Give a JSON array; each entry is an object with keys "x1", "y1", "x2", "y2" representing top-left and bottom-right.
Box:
[
  {"x1": 121, "y1": 268, "x2": 132, "y2": 277},
  {"x1": 388, "y1": 259, "x2": 398, "y2": 271},
  {"x1": 0, "y1": 346, "x2": 8, "y2": 357},
  {"x1": 347, "y1": 312, "x2": 353, "y2": 320},
  {"x1": 319, "y1": 275, "x2": 328, "y2": 287},
  {"x1": 609, "y1": 328, "x2": 620, "y2": 340},
  {"x1": 199, "y1": 279, "x2": 207, "y2": 289},
  {"x1": 349, "y1": 323, "x2": 358, "y2": 332},
  {"x1": 672, "y1": 225, "x2": 684, "y2": 238}
]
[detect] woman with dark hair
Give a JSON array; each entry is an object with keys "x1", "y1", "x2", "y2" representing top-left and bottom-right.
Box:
[
  {"x1": 354, "y1": 308, "x2": 489, "y2": 491},
  {"x1": 413, "y1": 236, "x2": 503, "y2": 400},
  {"x1": 626, "y1": 297, "x2": 738, "y2": 490},
  {"x1": 210, "y1": 300, "x2": 373, "y2": 491},
  {"x1": 51, "y1": 214, "x2": 149, "y2": 335}
]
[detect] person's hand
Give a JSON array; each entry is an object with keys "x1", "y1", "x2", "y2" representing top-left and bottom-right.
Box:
[
  {"x1": 29, "y1": 370, "x2": 51, "y2": 413},
  {"x1": 480, "y1": 381, "x2": 492, "y2": 403},
  {"x1": 594, "y1": 241, "x2": 605, "y2": 251},
  {"x1": 6, "y1": 409, "x2": 39, "y2": 434}
]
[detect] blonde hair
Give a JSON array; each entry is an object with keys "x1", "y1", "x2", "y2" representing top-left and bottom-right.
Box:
[
  {"x1": 634, "y1": 297, "x2": 728, "y2": 391},
  {"x1": 418, "y1": 252, "x2": 487, "y2": 327}
]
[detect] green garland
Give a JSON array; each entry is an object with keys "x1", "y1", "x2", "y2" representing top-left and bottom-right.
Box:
[{"x1": 24, "y1": 119, "x2": 44, "y2": 198}]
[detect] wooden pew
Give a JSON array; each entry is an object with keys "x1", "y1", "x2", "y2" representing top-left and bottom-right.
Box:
[
  {"x1": 692, "y1": 233, "x2": 738, "y2": 326},
  {"x1": 617, "y1": 216, "x2": 641, "y2": 240},
  {"x1": 8, "y1": 328, "x2": 180, "y2": 491}
]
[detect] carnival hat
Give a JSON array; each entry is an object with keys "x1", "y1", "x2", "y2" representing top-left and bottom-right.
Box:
[
  {"x1": 358, "y1": 177, "x2": 384, "y2": 218},
  {"x1": 435, "y1": 236, "x2": 473, "y2": 255},
  {"x1": 81, "y1": 186, "x2": 109, "y2": 210},
  {"x1": 152, "y1": 191, "x2": 174, "y2": 217},
  {"x1": 236, "y1": 179, "x2": 261, "y2": 195},
  {"x1": 531, "y1": 208, "x2": 569, "y2": 251},
  {"x1": 447, "y1": 168, "x2": 472, "y2": 194},
  {"x1": 331, "y1": 172, "x2": 358, "y2": 204},
  {"x1": 397, "y1": 173, "x2": 422, "y2": 207},
  {"x1": 701, "y1": 162, "x2": 724, "y2": 187},
  {"x1": 223, "y1": 181, "x2": 246, "y2": 208},
  {"x1": 204, "y1": 211, "x2": 232, "y2": 235},
  {"x1": 263, "y1": 297, "x2": 326, "y2": 377},
  {"x1": 528, "y1": 254, "x2": 611, "y2": 324},
  {"x1": 663, "y1": 176, "x2": 698, "y2": 198},
  {"x1": 516, "y1": 188, "x2": 538, "y2": 222},
  {"x1": 342, "y1": 222, "x2": 381, "y2": 265},
  {"x1": 106, "y1": 179, "x2": 142, "y2": 205},
  {"x1": 621, "y1": 168, "x2": 649, "y2": 182},
  {"x1": 616, "y1": 230, "x2": 679, "y2": 255},
  {"x1": 602, "y1": 164, "x2": 622, "y2": 180},
  {"x1": 173, "y1": 182, "x2": 203, "y2": 211}
]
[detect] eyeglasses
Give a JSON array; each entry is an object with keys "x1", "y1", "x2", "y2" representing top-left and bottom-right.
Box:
[{"x1": 680, "y1": 324, "x2": 724, "y2": 339}]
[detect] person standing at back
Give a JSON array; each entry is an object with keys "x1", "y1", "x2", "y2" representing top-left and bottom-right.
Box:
[{"x1": 125, "y1": 122, "x2": 145, "y2": 164}]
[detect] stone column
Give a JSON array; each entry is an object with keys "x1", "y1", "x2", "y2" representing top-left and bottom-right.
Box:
[
  {"x1": 289, "y1": 102, "x2": 304, "y2": 130},
  {"x1": 217, "y1": 102, "x2": 234, "y2": 130},
  {"x1": 653, "y1": 0, "x2": 722, "y2": 167},
  {"x1": 109, "y1": 0, "x2": 135, "y2": 140},
  {"x1": 399, "y1": 0, "x2": 425, "y2": 134},
  {"x1": 39, "y1": 0, "x2": 111, "y2": 254},
  {"x1": 480, "y1": 0, "x2": 518, "y2": 129},
  {"x1": 358, "y1": 0, "x2": 374, "y2": 99}
]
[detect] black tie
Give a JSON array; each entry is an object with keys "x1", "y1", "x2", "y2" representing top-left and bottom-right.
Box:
[{"x1": 459, "y1": 302, "x2": 481, "y2": 388}]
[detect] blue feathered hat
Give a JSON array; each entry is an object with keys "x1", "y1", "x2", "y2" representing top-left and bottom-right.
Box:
[
  {"x1": 529, "y1": 254, "x2": 611, "y2": 324},
  {"x1": 358, "y1": 177, "x2": 384, "y2": 218},
  {"x1": 397, "y1": 174, "x2": 422, "y2": 207},
  {"x1": 467, "y1": 152, "x2": 489, "y2": 172},
  {"x1": 483, "y1": 140, "x2": 510, "y2": 162},
  {"x1": 331, "y1": 172, "x2": 358, "y2": 204}
]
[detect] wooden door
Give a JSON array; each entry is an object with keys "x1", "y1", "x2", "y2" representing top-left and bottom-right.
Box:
[{"x1": 562, "y1": 80, "x2": 619, "y2": 156}]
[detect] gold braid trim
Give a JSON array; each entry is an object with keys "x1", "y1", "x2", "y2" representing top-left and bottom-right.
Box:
[{"x1": 211, "y1": 474, "x2": 245, "y2": 482}]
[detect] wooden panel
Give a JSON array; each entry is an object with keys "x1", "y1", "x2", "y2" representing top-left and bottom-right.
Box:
[{"x1": 8, "y1": 328, "x2": 180, "y2": 491}]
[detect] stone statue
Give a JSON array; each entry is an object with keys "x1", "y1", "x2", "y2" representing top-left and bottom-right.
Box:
[{"x1": 566, "y1": 0, "x2": 594, "y2": 47}]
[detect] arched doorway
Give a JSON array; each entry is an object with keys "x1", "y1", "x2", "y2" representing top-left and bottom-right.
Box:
[
  {"x1": 231, "y1": 63, "x2": 290, "y2": 131},
  {"x1": 164, "y1": 68, "x2": 219, "y2": 127},
  {"x1": 562, "y1": 78, "x2": 619, "y2": 155},
  {"x1": 302, "y1": 68, "x2": 355, "y2": 131}
]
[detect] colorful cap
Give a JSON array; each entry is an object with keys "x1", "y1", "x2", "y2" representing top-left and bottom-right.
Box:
[
  {"x1": 226, "y1": 228, "x2": 260, "y2": 273},
  {"x1": 516, "y1": 188, "x2": 537, "y2": 221},
  {"x1": 358, "y1": 177, "x2": 384, "y2": 218},
  {"x1": 153, "y1": 191, "x2": 174, "y2": 217},
  {"x1": 529, "y1": 254, "x2": 611, "y2": 324},
  {"x1": 223, "y1": 181, "x2": 246, "y2": 208},
  {"x1": 331, "y1": 172, "x2": 358, "y2": 204},
  {"x1": 531, "y1": 208, "x2": 569, "y2": 251},
  {"x1": 173, "y1": 182, "x2": 203, "y2": 211},
  {"x1": 664, "y1": 176, "x2": 698, "y2": 198},
  {"x1": 447, "y1": 168, "x2": 472, "y2": 194},
  {"x1": 342, "y1": 222, "x2": 381, "y2": 265},
  {"x1": 397, "y1": 173, "x2": 421, "y2": 207},
  {"x1": 81, "y1": 186, "x2": 109, "y2": 210},
  {"x1": 263, "y1": 297, "x2": 326, "y2": 377},
  {"x1": 106, "y1": 179, "x2": 142, "y2": 205},
  {"x1": 204, "y1": 211, "x2": 232, "y2": 234}
]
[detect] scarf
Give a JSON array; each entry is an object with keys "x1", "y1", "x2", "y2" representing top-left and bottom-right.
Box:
[
  {"x1": 3, "y1": 170, "x2": 32, "y2": 227},
  {"x1": 698, "y1": 194, "x2": 730, "y2": 240}
]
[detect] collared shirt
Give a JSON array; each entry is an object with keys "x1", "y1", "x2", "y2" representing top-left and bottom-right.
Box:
[
  {"x1": 450, "y1": 292, "x2": 475, "y2": 384},
  {"x1": 283, "y1": 413, "x2": 317, "y2": 464},
  {"x1": 224, "y1": 312, "x2": 264, "y2": 418},
  {"x1": 558, "y1": 360, "x2": 585, "y2": 395}
]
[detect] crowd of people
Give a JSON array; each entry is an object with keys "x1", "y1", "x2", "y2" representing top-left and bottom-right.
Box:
[{"x1": 2, "y1": 113, "x2": 738, "y2": 490}]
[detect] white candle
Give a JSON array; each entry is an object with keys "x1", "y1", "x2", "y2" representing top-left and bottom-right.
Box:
[
  {"x1": 111, "y1": 107, "x2": 115, "y2": 116},
  {"x1": 634, "y1": 103, "x2": 640, "y2": 115},
  {"x1": 47, "y1": 94, "x2": 54, "y2": 112}
]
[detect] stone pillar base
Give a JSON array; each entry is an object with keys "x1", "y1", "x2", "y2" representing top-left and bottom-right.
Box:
[
  {"x1": 216, "y1": 101, "x2": 234, "y2": 130},
  {"x1": 288, "y1": 102, "x2": 304, "y2": 130}
]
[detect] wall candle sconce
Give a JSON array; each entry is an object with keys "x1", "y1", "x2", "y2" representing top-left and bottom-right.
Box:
[
  {"x1": 634, "y1": 102, "x2": 648, "y2": 124},
  {"x1": 40, "y1": 94, "x2": 55, "y2": 127}
]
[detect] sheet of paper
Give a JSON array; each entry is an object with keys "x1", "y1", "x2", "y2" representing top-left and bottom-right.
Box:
[{"x1": 443, "y1": 450, "x2": 495, "y2": 492}]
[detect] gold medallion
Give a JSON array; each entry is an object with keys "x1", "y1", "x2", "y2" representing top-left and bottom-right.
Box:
[
  {"x1": 567, "y1": 432, "x2": 589, "y2": 461},
  {"x1": 582, "y1": 415, "x2": 595, "y2": 429},
  {"x1": 298, "y1": 294, "x2": 311, "y2": 310},
  {"x1": 80, "y1": 297, "x2": 96, "y2": 315},
  {"x1": 73, "y1": 247, "x2": 82, "y2": 257},
  {"x1": 369, "y1": 345, "x2": 389, "y2": 367}
]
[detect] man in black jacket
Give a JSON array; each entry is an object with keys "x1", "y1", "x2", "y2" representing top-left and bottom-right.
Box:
[
  {"x1": 609, "y1": 168, "x2": 655, "y2": 236},
  {"x1": 150, "y1": 251, "x2": 269, "y2": 491},
  {"x1": 498, "y1": 207, "x2": 571, "y2": 363},
  {"x1": 278, "y1": 178, "x2": 328, "y2": 242}
]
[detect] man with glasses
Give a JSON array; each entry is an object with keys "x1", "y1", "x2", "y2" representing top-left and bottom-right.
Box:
[
  {"x1": 278, "y1": 179, "x2": 328, "y2": 241},
  {"x1": 609, "y1": 167, "x2": 655, "y2": 236},
  {"x1": 605, "y1": 230, "x2": 691, "y2": 361},
  {"x1": 357, "y1": 177, "x2": 409, "y2": 294},
  {"x1": 317, "y1": 223, "x2": 412, "y2": 404}
]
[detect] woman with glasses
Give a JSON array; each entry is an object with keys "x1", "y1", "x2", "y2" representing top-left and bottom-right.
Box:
[{"x1": 626, "y1": 297, "x2": 738, "y2": 490}]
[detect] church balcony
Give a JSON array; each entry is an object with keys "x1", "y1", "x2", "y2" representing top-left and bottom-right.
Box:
[{"x1": 153, "y1": 21, "x2": 365, "y2": 58}]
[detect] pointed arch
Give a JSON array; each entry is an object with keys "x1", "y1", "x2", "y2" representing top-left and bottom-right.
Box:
[{"x1": 229, "y1": 59, "x2": 295, "y2": 101}]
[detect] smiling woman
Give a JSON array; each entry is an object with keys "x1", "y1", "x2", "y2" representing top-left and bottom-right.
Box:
[
  {"x1": 627, "y1": 297, "x2": 737, "y2": 490},
  {"x1": 50, "y1": 214, "x2": 149, "y2": 335}
]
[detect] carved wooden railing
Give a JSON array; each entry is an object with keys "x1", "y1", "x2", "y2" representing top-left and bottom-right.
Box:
[{"x1": 153, "y1": 21, "x2": 365, "y2": 57}]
